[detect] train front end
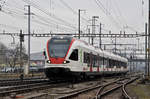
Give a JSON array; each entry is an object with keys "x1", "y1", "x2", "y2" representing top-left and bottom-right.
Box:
[{"x1": 44, "y1": 36, "x2": 74, "y2": 80}]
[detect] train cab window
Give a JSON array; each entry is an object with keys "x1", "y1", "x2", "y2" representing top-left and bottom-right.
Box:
[{"x1": 69, "y1": 49, "x2": 78, "y2": 61}]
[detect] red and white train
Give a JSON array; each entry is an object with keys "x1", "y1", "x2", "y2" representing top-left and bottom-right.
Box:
[{"x1": 44, "y1": 36, "x2": 128, "y2": 80}]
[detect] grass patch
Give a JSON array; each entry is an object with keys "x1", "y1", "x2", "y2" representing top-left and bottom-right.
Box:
[{"x1": 129, "y1": 84, "x2": 150, "y2": 99}]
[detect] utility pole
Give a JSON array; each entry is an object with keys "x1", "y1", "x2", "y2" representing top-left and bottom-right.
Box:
[
  {"x1": 145, "y1": 23, "x2": 148, "y2": 75},
  {"x1": 91, "y1": 16, "x2": 99, "y2": 45},
  {"x1": 135, "y1": 47, "x2": 137, "y2": 73},
  {"x1": 20, "y1": 30, "x2": 24, "y2": 73},
  {"x1": 0, "y1": 5, "x2": 2, "y2": 11},
  {"x1": 99, "y1": 23, "x2": 102, "y2": 49},
  {"x1": 115, "y1": 36, "x2": 117, "y2": 53},
  {"x1": 78, "y1": 9, "x2": 85, "y2": 39},
  {"x1": 137, "y1": 38, "x2": 140, "y2": 51},
  {"x1": 148, "y1": 0, "x2": 150, "y2": 77},
  {"x1": 28, "y1": 5, "x2": 31, "y2": 75},
  {"x1": 130, "y1": 55, "x2": 132, "y2": 73},
  {"x1": 78, "y1": 9, "x2": 81, "y2": 39},
  {"x1": 24, "y1": 5, "x2": 32, "y2": 75},
  {"x1": 88, "y1": 28, "x2": 90, "y2": 44}
]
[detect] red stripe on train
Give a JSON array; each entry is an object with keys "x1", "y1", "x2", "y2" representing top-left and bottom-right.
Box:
[
  {"x1": 97, "y1": 67, "x2": 99, "y2": 72},
  {"x1": 90, "y1": 66, "x2": 93, "y2": 72},
  {"x1": 50, "y1": 58, "x2": 65, "y2": 64}
]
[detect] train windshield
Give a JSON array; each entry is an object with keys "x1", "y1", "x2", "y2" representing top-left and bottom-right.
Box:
[{"x1": 48, "y1": 37, "x2": 72, "y2": 58}]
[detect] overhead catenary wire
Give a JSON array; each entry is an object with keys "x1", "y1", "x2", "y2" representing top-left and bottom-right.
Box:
[
  {"x1": 111, "y1": 0, "x2": 127, "y2": 29},
  {"x1": 0, "y1": 9, "x2": 74, "y2": 33},
  {"x1": 113, "y1": 0, "x2": 128, "y2": 27},
  {"x1": 34, "y1": 14, "x2": 76, "y2": 32},
  {"x1": 0, "y1": 3, "x2": 76, "y2": 33},
  {"x1": 95, "y1": 0, "x2": 141, "y2": 33},
  {"x1": 0, "y1": 0, "x2": 145, "y2": 35},
  {"x1": 94, "y1": 0, "x2": 123, "y2": 30},
  {"x1": 0, "y1": 24, "x2": 22, "y2": 31},
  {"x1": 22, "y1": 0, "x2": 78, "y2": 31},
  {"x1": 28, "y1": 0, "x2": 78, "y2": 32},
  {"x1": 58, "y1": 0, "x2": 90, "y2": 24}
]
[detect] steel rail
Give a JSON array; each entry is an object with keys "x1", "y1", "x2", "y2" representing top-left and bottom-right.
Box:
[
  {"x1": 121, "y1": 77, "x2": 139, "y2": 99},
  {"x1": 95, "y1": 78, "x2": 128, "y2": 99},
  {"x1": 0, "y1": 78, "x2": 48, "y2": 86},
  {"x1": 57, "y1": 78, "x2": 122, "y2": 99},
  {"x1": 0, "y1": 82, "x2": 67, "y2": 97},
  {"x1": 96, "y1": 77, "x2": 139, "y2": 99},
  {"x1": 122, "y1": 84, "x2": 132, "y2": 99}
]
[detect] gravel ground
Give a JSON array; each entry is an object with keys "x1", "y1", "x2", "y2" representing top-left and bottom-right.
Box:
[
  {"x1": 127, "y1": 83, "x2": 150, "y2": 99},
  {"x1": 0, "y1": 72, "x2": 45, "y2": 78},
  {"x1": 102, "y1": 89, "x2": 123, "y2": 99}
]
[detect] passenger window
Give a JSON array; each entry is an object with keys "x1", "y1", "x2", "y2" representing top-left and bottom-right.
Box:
[
  {"x1": 84, "y1": 52, "x2": 90, "y2": 63},
  {"x1": 69, "y1": 49, "x2": 78, "y2": 61}
]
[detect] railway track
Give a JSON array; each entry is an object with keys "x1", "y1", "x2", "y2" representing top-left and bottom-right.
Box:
[
  {"x1": 0, "y1": 75, "x2": 139, "y2": 99},
  {"x1": 0, "y1": 77, "x2": 48, "y2": 86},
  {"x1": 96, "y1": 77, "x2": 139, "y2": 99},
  {"x1": 0, "y1": 81, "x2": 68, "y2": 97},
  {"x1": 56, "y1": 76, "x2": 139, "y2": 99},
  {"x1": 121, "y1": 77, "x2": 138, "y2": 99},
  {"x1": 0, "y1": 76, "x2": 117, "y2": 98},
  {"x1": 56, "y1": 78, "x2": 124, "y2": 99},
  {"x1": 0, "y1": 77, "x2": 98, "y2": 98},
  {"x1": 0, "y1": 76, "x2": 46, "y2": 82}
]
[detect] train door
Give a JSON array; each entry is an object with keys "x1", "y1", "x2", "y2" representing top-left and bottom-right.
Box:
[
  {"x1": 103, "y1": 58, "x2": 107, "y2": 73},
  {"x1": 69, "y1": 49, "x2": 80, "y2": 71},
  {"x1": 83, "y1": 51, "x2": 90, "y2": 72},
  {"x1": 99, "y1": 56, "x2": 103, "y2": 71},
  {"x1": 90, "y1": 52, "x2": 93, "y2": 72},
  {"x1": 97, "y1": 54, "x2": 100, "y2": 72}
]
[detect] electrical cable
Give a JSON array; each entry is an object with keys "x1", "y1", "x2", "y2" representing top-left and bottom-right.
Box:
[
  {"x1": 22, "y1": 0, "x2": 78, "y2": 30},
  {"x1": 58, "y1": 0, "x2": 90, "y2": 24}
]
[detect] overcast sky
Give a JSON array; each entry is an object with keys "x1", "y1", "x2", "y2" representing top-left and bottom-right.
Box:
[{"x1": 0, "y1": 0, "x2": 148, "y2": 54}]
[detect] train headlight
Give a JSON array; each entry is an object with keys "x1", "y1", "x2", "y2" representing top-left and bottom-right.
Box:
[
  {"x1": 63, "y1": 60, "x2": 70, "y2": 64},
  {"x1": 47, "y1": 60, "x2": 51, "y2": 64},
  {"x1": 64, "y1": 61, "x2": 66, "y2": 64}
]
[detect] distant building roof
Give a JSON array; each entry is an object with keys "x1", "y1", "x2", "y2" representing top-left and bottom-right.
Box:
[{"x1": 30, "y1": 52, "x2": 45, "y2": 61}]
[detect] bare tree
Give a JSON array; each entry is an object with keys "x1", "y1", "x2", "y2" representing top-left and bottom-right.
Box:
[
  {"x1": 0, "y1": 42, "x2": 27, "y2": 72},
  {"x1": 6, "y1": 43, "x2": 28, "y2": 68},
  {"x1": 0, "y1": 42, "x2": 8, "y2": 66}
]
